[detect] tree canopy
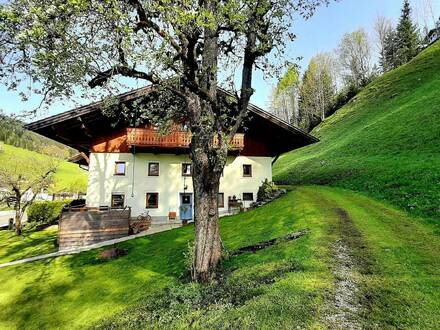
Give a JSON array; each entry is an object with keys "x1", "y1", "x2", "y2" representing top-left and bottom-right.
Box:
[
  {"x1": 337, "y1": 28, "x2": 372, "y2": 88},
  {"x1": 270, "y1": 65, "x2": 299, "y2": 125},
  {"x1": 1, "y1": 0, "x2": 326, "y2": 115},
  {"x1": 299, "y1": 52, "x2": 336, "y2": 129}
]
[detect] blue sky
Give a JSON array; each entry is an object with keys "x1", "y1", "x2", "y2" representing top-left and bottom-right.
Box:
[{"x1": 1, "y1": 0, "x2": 438, "y2": 120}]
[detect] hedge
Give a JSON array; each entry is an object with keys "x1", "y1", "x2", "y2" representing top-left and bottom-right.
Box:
[{"x1": 27, "y1": 200, "x2": 72, "y2": 226}]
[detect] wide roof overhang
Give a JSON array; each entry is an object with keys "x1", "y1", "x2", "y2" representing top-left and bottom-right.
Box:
[{"x1": 25, "y1": 86, "x2": 318, "y2": 156}]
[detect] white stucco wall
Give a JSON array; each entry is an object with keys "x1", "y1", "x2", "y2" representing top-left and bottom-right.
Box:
[{"x1": 86, "y1": 153, "x2": 272, "y2": 220}]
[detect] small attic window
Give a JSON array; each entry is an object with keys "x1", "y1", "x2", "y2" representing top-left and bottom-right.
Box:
[
  {"x1": 114, "y1": 162, "x2": 126, "y2": 176},
  {"x1": 243, "y1": 164, "x2": 252, "y2": 177}
]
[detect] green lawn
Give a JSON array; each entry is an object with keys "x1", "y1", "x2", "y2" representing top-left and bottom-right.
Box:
[
  {"x1": 2, "y1": 42, "x2": 440, "y2": 330},
  {"x1": 0, "y1": 226, "x2": 58, "y2": 264},
  {"x1": 0, "y1": 186, "x2": 439, "y2": 329},
  {"x1": 0, "y1": 144, "x2": 87, "y2": 193},
  {"x1": 274, "y1": 41, "x2": 440, "y2": 225}
]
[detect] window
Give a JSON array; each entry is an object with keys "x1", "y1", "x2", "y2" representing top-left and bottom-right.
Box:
[
  {"x1": 243, "y1": 164, "x2": 252, "y2": 177},
  {"x1": 218, "y1": 193, "x2": 224, "y2": 208},
  {"x1": 111, "y1": 194, "x2": 125, "y2": 208},
  {"x1": 146, "y1": 193, "x2": 159, "y2": 208},
  {"x1": 148, "y1": 162, "x2": 159, "y2": 176},
  {"x1": 114, "y1": 161, "x2": 126, "y2": 176},
  {"x1": 182, "y1": 163, "x2": 192, "y2": 176},
  {"x1": 242, "y1": 192, "x2": 254, "y2": 201}
]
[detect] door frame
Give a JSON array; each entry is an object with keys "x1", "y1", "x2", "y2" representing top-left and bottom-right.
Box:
[{"x1": 179, "y1": 192, "x2": 193, "y2": 221}]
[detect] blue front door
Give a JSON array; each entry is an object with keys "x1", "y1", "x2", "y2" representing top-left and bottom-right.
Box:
[{"x1": 180, "y1": 193, "x2": 193, "y2": 221}]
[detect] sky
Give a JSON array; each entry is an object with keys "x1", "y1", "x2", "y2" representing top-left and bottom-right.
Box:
[{"x1": 0, "y1": 0, "x2": 439, "y2": 120}]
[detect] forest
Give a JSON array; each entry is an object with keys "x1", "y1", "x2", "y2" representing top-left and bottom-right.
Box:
[
  {"x1": 0, "y1": 111, "x2": 75, "y2": 159},
  {"x1": 270, "y1": 0, "x2": 440, "y2": 131}
]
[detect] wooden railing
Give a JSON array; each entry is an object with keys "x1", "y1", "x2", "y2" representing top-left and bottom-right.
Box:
[{"x1": 126, "y1": 128, "x2": 244, "y2": 150}]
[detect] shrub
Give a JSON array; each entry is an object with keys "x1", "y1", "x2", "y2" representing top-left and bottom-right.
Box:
[
  {"x1": 183, "y1": 241, "x2": 196, "y2": 279},
  {"x1": 256, "y1": 179, "x2": 278, "y2": 202},
  {"x1": 27, "y1": 200, "x2": 71, "y2": 228}
]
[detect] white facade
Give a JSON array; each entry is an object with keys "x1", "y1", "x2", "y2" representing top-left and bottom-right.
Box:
[{"x1": 86, "y1": 152, "x2": 272, "y2": 221}]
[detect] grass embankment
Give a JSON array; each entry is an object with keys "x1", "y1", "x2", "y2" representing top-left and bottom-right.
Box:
[
  {"x1": 0, "y1": 144, "x2": 87, "y2": 193},
  {"x1": 274, "y1": 41, "x2": 440, "y2": 225},
  {"x1": 0, "y1": 186, "x2": 439, "y2": 329},
  {"x1": 0, "y1": 226, "x2": 58, "y2": 264}
]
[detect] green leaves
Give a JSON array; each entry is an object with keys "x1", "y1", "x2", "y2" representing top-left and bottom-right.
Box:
[
  {"x1": 0, "y1": 0, "x2": 329, "y2": 116},
  {"x1": 276, "y1": 66, "x2": 299, "y2": 95}
]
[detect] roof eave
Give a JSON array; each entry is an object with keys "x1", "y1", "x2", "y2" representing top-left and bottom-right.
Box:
[{"x1": 25, "y1": 85, "x2": 319, "y2": 148}]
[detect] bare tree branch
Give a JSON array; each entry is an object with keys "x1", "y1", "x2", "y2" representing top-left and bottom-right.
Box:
[{"x1": 88, "y1": 66, "x2": 159, "y2": 88}]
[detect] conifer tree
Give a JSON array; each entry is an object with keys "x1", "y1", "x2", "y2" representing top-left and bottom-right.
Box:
[
  {"x1": 374, "y1": 15, "x2": 393, "y2": 73},
  {"x1": 395, "y1": 0, "x2": 420, "y2": 65},
  {"x1": 383, "y1": 28, "x2": 399, "y2": 71}
]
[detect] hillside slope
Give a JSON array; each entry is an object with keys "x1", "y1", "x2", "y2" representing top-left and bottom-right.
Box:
[
  {"x1": 274, "y1": 41, "x2": 440, "y2": 223},
  {"x1": 0, "y1": 144, "x2": 87, "y2": 193},
  {"x1": 0, "y1": 113, "x2": 75, "y2": 158}
]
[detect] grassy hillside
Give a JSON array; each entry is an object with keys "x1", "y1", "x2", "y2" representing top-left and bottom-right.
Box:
[
  {"x1": 0, "y1": 187, "x2": 439, "y2": 329},
  {"x1": 0, "y1": 113, "x2": 75, "y2": 158},
  {"x1": 274, "y1": 41, "x2": 440, "y2": 224},
  {"x1": 0, "y1": 144, "x2": 87, "y2": 193}
]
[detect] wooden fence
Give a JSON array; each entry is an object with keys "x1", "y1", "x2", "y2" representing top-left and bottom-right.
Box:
[{"x1": 58, "y1": 207, "x2": 131, "y2": 250}]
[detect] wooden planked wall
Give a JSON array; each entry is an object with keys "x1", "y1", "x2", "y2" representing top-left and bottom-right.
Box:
[{"x1": 58, "y1": 209, "x2": 131, "y2": 250}]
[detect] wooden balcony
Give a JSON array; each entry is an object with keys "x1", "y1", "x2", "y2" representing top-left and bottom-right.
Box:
[{"x1": 126, "y1": 128, "x2": 244, "y2": 150}]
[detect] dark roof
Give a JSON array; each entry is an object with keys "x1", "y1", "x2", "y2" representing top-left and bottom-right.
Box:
[{"x1": 25, "y1": 86, "x2": 318, "y2": 155}]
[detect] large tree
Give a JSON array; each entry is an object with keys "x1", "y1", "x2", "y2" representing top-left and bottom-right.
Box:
[
  {"x1": 374, "y1": 15, "x2": 394, "y2": 73},
  {"x1": 395, "y1": 0, "x2": 420, "y2": 66},
  {"x1": 383, "y1": 27, "x2": 399, "y2": 71},
  {"x1": 415, "y1": 0, "x2": 438, "y2": 41},
  {"x1": 0, "y1": 0, "x2": 327, "y2": 281},
  {"x1": 270, "y1": 65, "x2": 300, "y2": 125},
  {"x1": 298, "y1": 52, "x2": 336, "y2": 130},
  {"x1": 337, "y1": 28, "x2": 372, "y2": 88},
  {"x1": 0, "y1": 154, "x2": 57, "y2": 235}
]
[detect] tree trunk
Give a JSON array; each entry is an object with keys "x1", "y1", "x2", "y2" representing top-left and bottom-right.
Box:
[
  {"x1": 191, "y1": 170, "x2": 222, "y2": 282},
  {"x1": 186, "y1": 0, "x2": 224, "y2": 282},
  {"x1": 189, "y1": 127, "x2": 227, "y2": 282},
  {"x1": 187, "y1": 93, "x2": 226, "y2": 282},
  {"x1": 14, "y1": 205, "x2": 22, "y2": 235}
]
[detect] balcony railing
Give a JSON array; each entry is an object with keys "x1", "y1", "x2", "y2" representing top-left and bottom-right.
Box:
[{"x1": 126, "y1": 128, "x2": 244, "y2": 150}]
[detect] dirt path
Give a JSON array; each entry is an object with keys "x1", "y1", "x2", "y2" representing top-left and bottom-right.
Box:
[{"x1": 325, "y1": 208, "x2": 367, "y2": 329}]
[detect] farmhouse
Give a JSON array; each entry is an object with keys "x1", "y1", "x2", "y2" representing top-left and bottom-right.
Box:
[{"x1": 26, "y1": 86, "x2": 318, "y2": 224}]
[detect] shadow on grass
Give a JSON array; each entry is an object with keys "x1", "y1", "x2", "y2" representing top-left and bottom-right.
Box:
[
  {"x1": 0, "y1": 228, "x2": 58, "y2": 263},
  {"x1": 0, "y1": 225, "x2": 194, "y2": 329},
  {"x1": 95, "y1": 242, "x2": 310, "y2": 329}
]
